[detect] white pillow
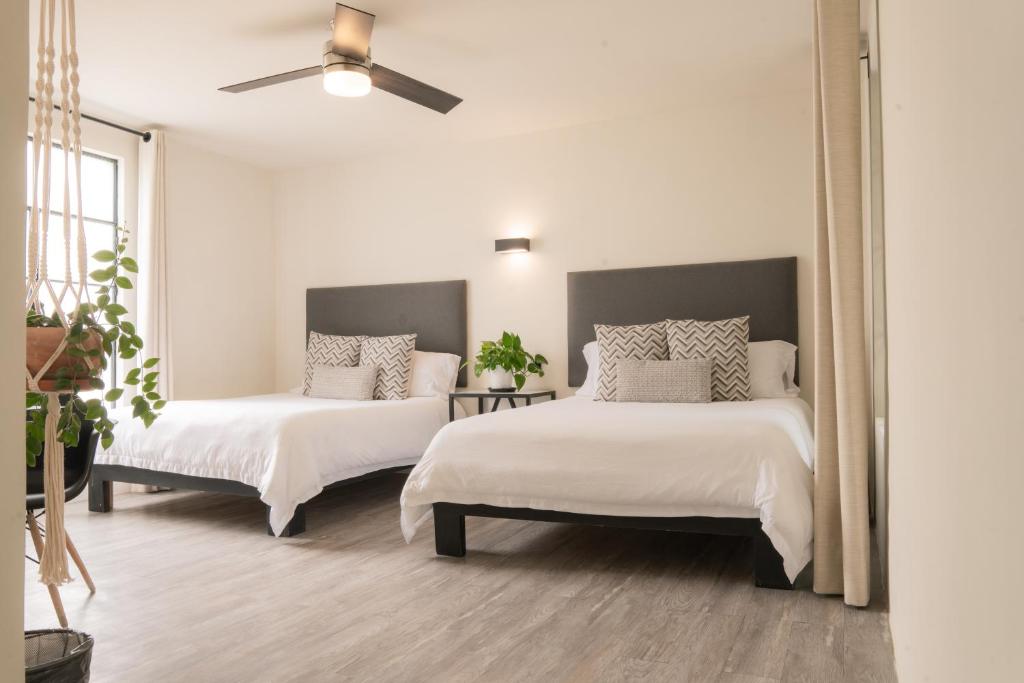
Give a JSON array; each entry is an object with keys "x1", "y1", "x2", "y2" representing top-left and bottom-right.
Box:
[
  {"x1": 575, "y1": 341, "x2": 600, "y2": 398},
  {"x1": 408, "y1": 351, "x2": 461, "y2": 398},
  {"x1": 748, "y1": 340, "x2": 800, "y2": 398}
]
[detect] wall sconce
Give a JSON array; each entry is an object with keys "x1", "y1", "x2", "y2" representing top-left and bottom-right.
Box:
[{"x1": 495, "y1": 238, "x2": 530, "y2": 254}]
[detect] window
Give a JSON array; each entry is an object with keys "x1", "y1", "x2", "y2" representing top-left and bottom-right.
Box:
[{"x1": 26, "y1": 139, "x2": 121, "y2": 396}]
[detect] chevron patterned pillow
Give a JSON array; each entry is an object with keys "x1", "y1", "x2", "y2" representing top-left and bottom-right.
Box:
[
  {"x1": 360, "y1": 334, "x2": 417, "y2": 400},
  {"x1": 665, "y1": 316, "x2": 752, "y2": 401},
  {"x1": 594, "y1": 322, "x2": 669, "y2": 401},
  {"x1": 303, "y1": 332, "x2": 366, "y2": 396}
]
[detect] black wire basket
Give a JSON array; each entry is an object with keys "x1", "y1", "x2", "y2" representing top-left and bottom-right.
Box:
[{"x1": 25, "y1": 629, "x2": 94, "y2": 683}]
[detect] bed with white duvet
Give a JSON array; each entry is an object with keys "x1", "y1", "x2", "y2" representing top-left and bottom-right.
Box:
[
  {"x1": 401, "y1": 395, "x2": 814, "y2": 584},
  {"x1": 97, "y1": 393, "x2": 462, "y2": 535},
  {"x1": 91, "y1": 278, "x2": 470, "y2": 536}
]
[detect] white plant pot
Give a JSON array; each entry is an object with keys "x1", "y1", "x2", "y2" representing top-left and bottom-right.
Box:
[{"x1": 487, "y1": 368, "x2": 516, "y2": 391}]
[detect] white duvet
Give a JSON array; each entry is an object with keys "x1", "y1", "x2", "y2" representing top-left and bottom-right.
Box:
[
  {"x1": 401, "y1": 396, "x2": 815, "y2": 581},
  {"x1": 98, "y1": 393, "x2": 458, "y2": 535}
]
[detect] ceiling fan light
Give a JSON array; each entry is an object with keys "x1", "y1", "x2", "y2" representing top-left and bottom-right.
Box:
[{"x1": 323, "y1": 63, "x2": 371, "y2": 97}]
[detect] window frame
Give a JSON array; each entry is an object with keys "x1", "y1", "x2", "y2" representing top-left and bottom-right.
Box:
[{"x1": 25, "y1": 138, "x2": 122, "y2": 397}]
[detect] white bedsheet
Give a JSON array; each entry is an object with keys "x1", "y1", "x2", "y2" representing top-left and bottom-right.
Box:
[
  {"x1": 97, "y1": 393, "x2": 460, "y2": 535},
  {"x1": 400, "y1": 396, "x2": 815, "y2": 581}
]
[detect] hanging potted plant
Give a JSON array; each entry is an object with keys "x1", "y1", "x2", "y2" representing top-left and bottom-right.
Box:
[
  {"x1": 25, "y1": 227, "x2": 164, "y2": 467},
  {"x1": 23, "y1": 0, "x2": 161, "y2": 669},
  {"x1": 468, "y1": 331, "x2": 548, "y2": 392}
]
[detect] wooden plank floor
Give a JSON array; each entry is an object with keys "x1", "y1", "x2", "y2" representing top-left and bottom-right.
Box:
[{"x1": 25, "y1": 475, "x2": 896, "y2": 682}]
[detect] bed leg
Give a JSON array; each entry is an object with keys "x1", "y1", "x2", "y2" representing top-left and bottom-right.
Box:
[
  {"x1": 268, "y1": 504, "x2": 306, "y2": 537},
  {"x1": 433, "y1": 504, "x2": 466, "y2": 557},
  {"x1": 753, "y1": 530, "x2": 793, "y2": 590},
  {"x1": 88, "y1": 475, "x2": 112, "y2": 513}
]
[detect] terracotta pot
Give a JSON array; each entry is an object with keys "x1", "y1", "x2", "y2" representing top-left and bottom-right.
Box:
[{"x1": 26, "y1": 327, "x2": 103, "y2": 392}]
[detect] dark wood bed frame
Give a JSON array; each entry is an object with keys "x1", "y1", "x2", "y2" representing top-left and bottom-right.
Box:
[
  {"x1": 89, "y1": 464, "x2": 411, "y2": 536},
  {"x1": 432, "y1": 503, "x2": 792, "y2": 589},
  {"x1": 88, "y1": 279, "x2": 468, "y2": 536},
  {"x1": 431, "y1": 257, "x2": 800, "y2": 589}
]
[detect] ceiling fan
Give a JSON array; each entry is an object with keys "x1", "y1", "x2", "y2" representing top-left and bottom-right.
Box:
[{"x1": 218, "y1": 3, "x2": 462, "y2": 114}]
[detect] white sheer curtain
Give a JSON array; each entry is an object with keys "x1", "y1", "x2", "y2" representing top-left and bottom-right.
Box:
[{"x1": 137, "y1": 130, "x2": 172, "y2": 399}]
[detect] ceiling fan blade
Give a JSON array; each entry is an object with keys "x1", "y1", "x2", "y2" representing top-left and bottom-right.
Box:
[
  {"x1": 219, "y1": 66, "x2": 322, "y2": 93},
  {"x1": 332, "y1": 3, "x2": 375, "y2": 60},
  {"x1": 370, "y1": 64, "x2": 462, "y2": 114}
]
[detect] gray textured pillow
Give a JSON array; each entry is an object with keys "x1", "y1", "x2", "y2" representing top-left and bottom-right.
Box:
[
  {"x1": 594, "y1": 322, "x2": 669, "y2": 401},
  {"x1": 359, "y1": 334, "x2": 417, "y2": 400},
  {"x1": 615, "y1": 359, "x2": 713, "y2": 403},
  {"x1": 665, "y1": 316, "x2": 752, "y2": 401},
  {"x1": 310, "y1": 365, "x2": 378, "y2": 401},
  {"x1": 304, "y1": 332, "x2": 366, "y2": 395}
]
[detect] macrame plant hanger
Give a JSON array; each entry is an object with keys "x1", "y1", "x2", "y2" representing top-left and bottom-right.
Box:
[{"x1": 27, "y1": 0, "x2": 88, "y2": 588}]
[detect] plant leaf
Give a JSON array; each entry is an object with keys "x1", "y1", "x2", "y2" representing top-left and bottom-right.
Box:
[
  {"x1": 105, "y1": 388, "x2": 124, "y2": 402},
  {"x1": 93, "y1": 249, "x2": 116, "y2": 262},
  {"x1": 132, "y1": 400, "x2": 149, "y2": 418},
  {"x1": 90, "y1": 267, "x2": 116, "y2": 282},
  {"x1": 143, "y1": 357, "x2": 159, "y2": 368},
  {"x1": 120, "y1": 257, "x2": 139, "y2": 273}
]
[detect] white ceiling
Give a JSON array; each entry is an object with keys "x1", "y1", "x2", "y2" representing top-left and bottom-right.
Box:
[{"x1": 30, "y1": 1, "x2": 811, "y2": 169}]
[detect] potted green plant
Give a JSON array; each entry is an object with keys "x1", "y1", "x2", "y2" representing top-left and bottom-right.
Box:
[
  {"x1": 25, "y1": 226, "x2": 163, "y2": 466},
  {"x1": 468, "y1": 331, "x2": 548, "y2": 392}
]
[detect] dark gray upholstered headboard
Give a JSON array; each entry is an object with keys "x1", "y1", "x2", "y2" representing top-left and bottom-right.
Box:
[
  {"x1": 307, "y1": 280, "x2": 469, "y2": 387},
  {"x1": 567, "y1": 257, "x2": 798, "y2": 387}
]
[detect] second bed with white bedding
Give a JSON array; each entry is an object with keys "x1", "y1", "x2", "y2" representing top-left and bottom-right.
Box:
[
  {"x1": 98, "y1": 393, "x2": 461, "y2": 534},
  {"x1": 401, "y1": 395, "x2": 814, "y2": 581}
]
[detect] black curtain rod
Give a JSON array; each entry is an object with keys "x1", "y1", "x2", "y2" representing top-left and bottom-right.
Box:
[{"x1": 27, "y1": 96, "x2": 151, "y2": 142}]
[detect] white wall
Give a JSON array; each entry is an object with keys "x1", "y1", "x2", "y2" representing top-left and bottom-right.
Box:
[
  {"x1": 165, "y1": 138, "x2": 276, "y2": 398},
  {"x1": 879, "y1": 1, "x2": 1024, "y2": 681},
  {"x1": 0, "y1": 2, "x2": 27, "y2": 678},
  {"x1": 273, "y1": 92, "x2": 814, "y2": 400}
]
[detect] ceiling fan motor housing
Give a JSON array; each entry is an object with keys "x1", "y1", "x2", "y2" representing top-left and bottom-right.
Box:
[{"x1": 322, "y1": 39, "x2": 370, "y2": 77}]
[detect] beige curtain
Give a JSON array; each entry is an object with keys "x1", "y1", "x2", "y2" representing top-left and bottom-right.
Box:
[
  {"x1": 135, "y1": 130, "x2": 172, "y2": 494},
  {"x1": 137, "y1": 130, "x2": 173, "y2": 399},
  {"x1": 812, "y1": 0, "x2": 871, "y2": 606}
]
